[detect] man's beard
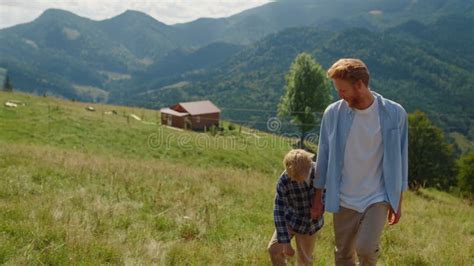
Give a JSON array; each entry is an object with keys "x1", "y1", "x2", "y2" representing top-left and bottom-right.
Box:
[{"x1": 345, "y1": 96, "x2": 361, "y2": 108}]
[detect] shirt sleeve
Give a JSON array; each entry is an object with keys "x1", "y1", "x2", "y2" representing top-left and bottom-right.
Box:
[
  {"x1": 314, "y1": 109, "x2": 330, "y2": 189},
  {"x1": 400, "y1": 108, "x2": 409, "y2": 191},
  {"x1": 274, "y1": 176, "x2": 291, "y2": 243}
]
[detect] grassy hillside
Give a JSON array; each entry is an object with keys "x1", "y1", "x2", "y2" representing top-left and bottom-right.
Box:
[
  {"x1": 0, "y1": 92, "x2": 291, "y2": 175},
  {"x1": 1, "y1": 92, "x2": 473, "y2": 265}
]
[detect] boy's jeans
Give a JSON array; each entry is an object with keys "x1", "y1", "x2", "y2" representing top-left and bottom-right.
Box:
[{"x1": 267, "y1": 227, "x2": 317, "y2": 266}]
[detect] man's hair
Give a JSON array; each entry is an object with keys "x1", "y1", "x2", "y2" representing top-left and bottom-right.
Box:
[
  {"x1": 283, "y1": 149, "x2": 313, "y2": 182},
  {"x1": 327, "y1": 58, "x2": 370, "y2": 87}
]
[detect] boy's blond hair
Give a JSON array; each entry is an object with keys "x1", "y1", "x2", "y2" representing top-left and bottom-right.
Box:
[
  {"x1": 283, "y1": 149, "x2": 313, "y2": 182},
  {"x1": 327, "y1": 58, "x2": 370, "y2": 87}
]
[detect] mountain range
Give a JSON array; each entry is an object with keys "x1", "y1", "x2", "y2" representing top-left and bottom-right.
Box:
[{"x1": 0, "y1": 0, "x2": 473, "y2": 137}]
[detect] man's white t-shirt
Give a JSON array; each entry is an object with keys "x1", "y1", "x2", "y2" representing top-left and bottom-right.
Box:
[{"x1": 340, "y1": 98, "x2": 387, "y2": 213}]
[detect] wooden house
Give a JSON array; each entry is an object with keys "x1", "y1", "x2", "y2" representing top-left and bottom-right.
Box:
[{"x1": 160, "y1": 100, "x2": 220, "y2": 130}]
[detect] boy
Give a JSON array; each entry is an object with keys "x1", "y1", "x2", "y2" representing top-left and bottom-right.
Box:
[{"x1": 268, "y1": 149, "x2": 324, "y2": 266}]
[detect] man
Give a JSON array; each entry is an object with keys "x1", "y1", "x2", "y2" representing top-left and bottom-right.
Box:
[{"x1": 311, "y1": 58, "x2": 408, "y2": 265}]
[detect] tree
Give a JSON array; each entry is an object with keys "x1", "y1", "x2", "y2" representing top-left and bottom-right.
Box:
[
  {"x1": 278, "y1": 53, "x2": 331, "y2": 148},
  {"x1": 408, "y1": 110, "x2": 456, "y2": 190},
  {"x1": 456, "y1": 151, "x2": 474, "y2": 195},
  {"x1": 3, "y1": 73, "x2": 13, "y2": 92}
]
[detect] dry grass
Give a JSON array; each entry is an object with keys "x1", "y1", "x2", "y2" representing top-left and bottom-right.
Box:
[
  {"x1": 0, "y1": 142, "x2": 276, "y2": 264},
  {"x1": 1, "y1": 142, "x2": 473, "y2": 265}
]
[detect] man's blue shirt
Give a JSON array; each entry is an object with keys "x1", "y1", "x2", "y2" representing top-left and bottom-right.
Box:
[{"x1": 314, "y1": 91, "x2": 408, "y2": 213}]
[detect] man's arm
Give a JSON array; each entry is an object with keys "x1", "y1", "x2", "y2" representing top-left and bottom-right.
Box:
[
  {"x1": 311, "y1": 111, "x2": 330, "y2": 219},
  {"x1": 311, "y1": 188, "x2": 324, "y2": 220},
  {"x1": 389, "y1": 108, "x2": 408, "y2": 225},
  {"x1": 314, "y1": 111, "x2": 330, "y2": 189},
  {"x1": 400, "y1": 108, "x2": 409, "y2": 192}
]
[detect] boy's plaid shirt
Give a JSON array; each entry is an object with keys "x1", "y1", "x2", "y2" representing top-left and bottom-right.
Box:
[{"x1": 273, "y1": 164, "x2": 324, "y2": 243}]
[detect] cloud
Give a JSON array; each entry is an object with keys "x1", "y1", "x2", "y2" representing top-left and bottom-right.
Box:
[{"x1": 0, "y1": 0, "x2": 273, "y2": 29}]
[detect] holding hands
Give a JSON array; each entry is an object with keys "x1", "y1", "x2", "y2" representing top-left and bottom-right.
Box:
[{"x1": 311, "y1": 189, "x2": 324, "y2": 220}]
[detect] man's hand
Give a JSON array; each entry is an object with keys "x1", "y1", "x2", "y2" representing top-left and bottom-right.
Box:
[
  {"x1": 388, "y1": 207, "x2": 401, "y2": 225},
  {"x1": 283, "y1": 243, "x2": 295, "y2": 257},
  {"x1": 311, "y1": 189, "x2": 324, "y2": 220},
  {"x1": 311, "y1": 201, "x2": 324, "y2": 220},
  {"x1": 388, "y1": 193, "x2": 403, "y2": 225}
]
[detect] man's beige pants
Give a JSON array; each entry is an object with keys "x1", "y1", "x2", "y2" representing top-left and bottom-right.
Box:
[
  {"x1": 333, "y1": 202, "x2": 389, "y2": 266},
  {"x1": 267, "y1": 228, "x2": 317, "y2": 266}
]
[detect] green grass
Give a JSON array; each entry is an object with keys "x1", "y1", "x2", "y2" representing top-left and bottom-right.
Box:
[
  {"x1": 0, "y1": 92, "x2": 473, "y2": 265},
  {"x1": 0, "y1": 91, "x2": 292, "y2": 175}
]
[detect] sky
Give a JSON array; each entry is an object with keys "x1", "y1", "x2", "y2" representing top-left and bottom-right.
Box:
[{"x1": 0, "y1": 0, "x2": 274, "y2": 29}]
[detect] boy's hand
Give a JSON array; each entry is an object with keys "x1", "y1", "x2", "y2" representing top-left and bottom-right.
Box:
[{"x1": 283, "y1": 243, "x2": 295, "y2": 257}]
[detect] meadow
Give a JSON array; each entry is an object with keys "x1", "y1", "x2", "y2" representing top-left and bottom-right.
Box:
[{"x1": 0, "y1": 92, "x2": 472, "y2": 265}]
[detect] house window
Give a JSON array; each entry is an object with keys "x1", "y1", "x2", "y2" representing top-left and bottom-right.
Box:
[{"x1": 196, "y1": 116, "x2": 200, "y2": 123}]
